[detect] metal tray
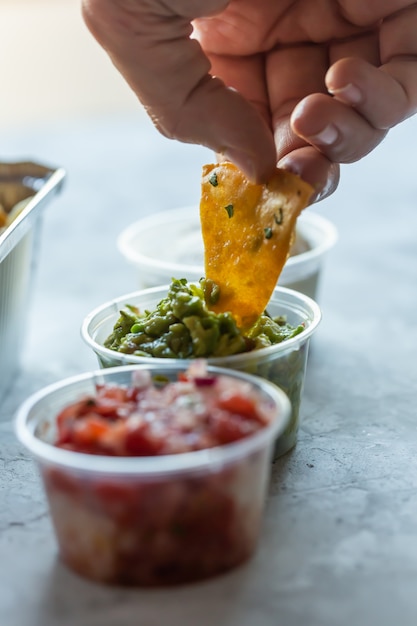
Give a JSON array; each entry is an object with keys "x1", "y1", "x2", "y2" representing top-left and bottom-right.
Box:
[{"x1": 0, "y1": 162, "x2": 66, "y2": 402}]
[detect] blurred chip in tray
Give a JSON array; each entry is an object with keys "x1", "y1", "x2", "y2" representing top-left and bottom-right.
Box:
[{"x1": 0, "y1": 161, "x2": 65, "y2": 401}]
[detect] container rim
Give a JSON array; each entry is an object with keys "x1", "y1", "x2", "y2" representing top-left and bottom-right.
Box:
[
  {"x1": 0, "y1": 167, "x2": 66, "y2": 264},
  {"x1": 14, "y1": 364, "x2": 291, "y2": 477},
  {"x1": 116, "y1": 206, "x2": 338, "y2": 275},
  {"x1": 80, "y1": 284, "x2": 322, "y2": 367}
]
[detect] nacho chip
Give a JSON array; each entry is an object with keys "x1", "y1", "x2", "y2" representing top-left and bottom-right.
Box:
[{"x1": 200, "y1": 162, "x2": 314, "y2": 328}]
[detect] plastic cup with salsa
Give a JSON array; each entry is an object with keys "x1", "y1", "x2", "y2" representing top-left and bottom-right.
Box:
[
  {"x1": 81, "y1": 284, "x2": 321, "y2": 458},
  {"x1": 15, "y1": 363, "x2": 290, "y2": 587}
]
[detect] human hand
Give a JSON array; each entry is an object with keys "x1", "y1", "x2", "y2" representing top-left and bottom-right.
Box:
[{"x1": 82, "y1": 0, "x2": 417, "y2": 200}]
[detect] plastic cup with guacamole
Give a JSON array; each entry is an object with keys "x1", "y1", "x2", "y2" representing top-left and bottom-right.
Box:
[{"x1": 81, "y1": 281, "x2": 321, "y2": 458}]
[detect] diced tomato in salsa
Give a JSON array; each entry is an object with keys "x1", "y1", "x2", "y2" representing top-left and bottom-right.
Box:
[{"x1": 54, "y1": 370, "x2": 271, "y2": 456}]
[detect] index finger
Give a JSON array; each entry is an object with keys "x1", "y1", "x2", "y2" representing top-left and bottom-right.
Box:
[
  {"x1": 266, "y1": 43, "x2": 329, "y2": 159},
  {"x1": 82, "y1": 0, "x2": 277, "y2": 182},
  {"x1": 265, "y1": 43, "x2": 339, "y2": 197}
]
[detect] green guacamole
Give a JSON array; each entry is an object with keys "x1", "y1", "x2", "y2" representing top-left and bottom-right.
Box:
[{"x1": 104, "y1": 278, "x2": 304, "y2": 358}]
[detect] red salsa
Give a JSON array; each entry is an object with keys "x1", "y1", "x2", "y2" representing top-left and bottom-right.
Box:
[
  {"x1": 44, "y1": 363, "x2": 276, "y2": 586},
  {"x1": 54, "y1": 363, "x2": 271, "y2": 456}
]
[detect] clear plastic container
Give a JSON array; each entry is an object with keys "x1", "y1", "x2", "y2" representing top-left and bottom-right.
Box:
[
  {"x1": 81, "y1": 285, "x2": 321, "y2": 458},
  {"x1": 117, "y1": 206, "x2": 338, "y2": 299},
  {"x1": 15, "y1": 363, "x2": 290, "y2": 587}
]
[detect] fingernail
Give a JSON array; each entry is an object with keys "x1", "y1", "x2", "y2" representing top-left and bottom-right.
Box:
[
  {"x1": 328, "y1": 83, "x2": 362, "y2": 105},
  {"x1": 310, "y1": 124, "x2": 338, "y2": 146},
  {"x1": 277, "y1": 157, "x2": 302, "y2": 177},
  {"x1": 222, "y1": 149, "x2": 257, "y2": 182}
]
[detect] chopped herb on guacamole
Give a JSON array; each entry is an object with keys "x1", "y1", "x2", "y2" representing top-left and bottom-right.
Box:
[{"x1": 104, "y1": 278, "x2": 304, "y2": 359}]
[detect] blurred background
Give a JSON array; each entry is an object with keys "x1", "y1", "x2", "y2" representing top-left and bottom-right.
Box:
[{"x1": 0, "y1": 0, "x2": 142, "y2": 130}]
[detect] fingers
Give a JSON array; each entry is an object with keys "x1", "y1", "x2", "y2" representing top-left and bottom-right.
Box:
[
  {"x1": 292, "y1": 4, "x2": 417, "y2": 166},
  {"x1": 291, "y1": 92, "x2": 388, "y2": 164},
  {"x1": 326, "y1": 57, "x2": 416, "y2": 130},
  {"x1": 267, "y1": 44, "x2": 329, "y2": 158},
  {"x1": 82, "y1": 0, "x2": 277, "y2": 183},
  {"x1": 278, "y1": 147, "x2": 340, "y2": 203},
  {"x1": 327, "y1": 5, "x2": 417, "y2": 128},
  {"x1": 266, "y1": 43, "x2": 339, "y2": 199},
  {"x1": 337, "y1": 0, "x2": 416, "y2": 26},
  {"x1": 379, "y1": 3, "x2": 417, "y2": 120},
  {"x1": 204, "y1": 53, "x2": 271, "y2": 127}
]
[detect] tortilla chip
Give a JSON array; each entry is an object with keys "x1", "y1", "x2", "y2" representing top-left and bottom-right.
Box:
[{"x1": 200, "y1": 162, "x2": 314, "y2": 328}]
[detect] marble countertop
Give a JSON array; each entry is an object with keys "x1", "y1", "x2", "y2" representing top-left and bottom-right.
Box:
[{"x1": 1, "y1": 112, "x2": 417, "y2": 626}]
